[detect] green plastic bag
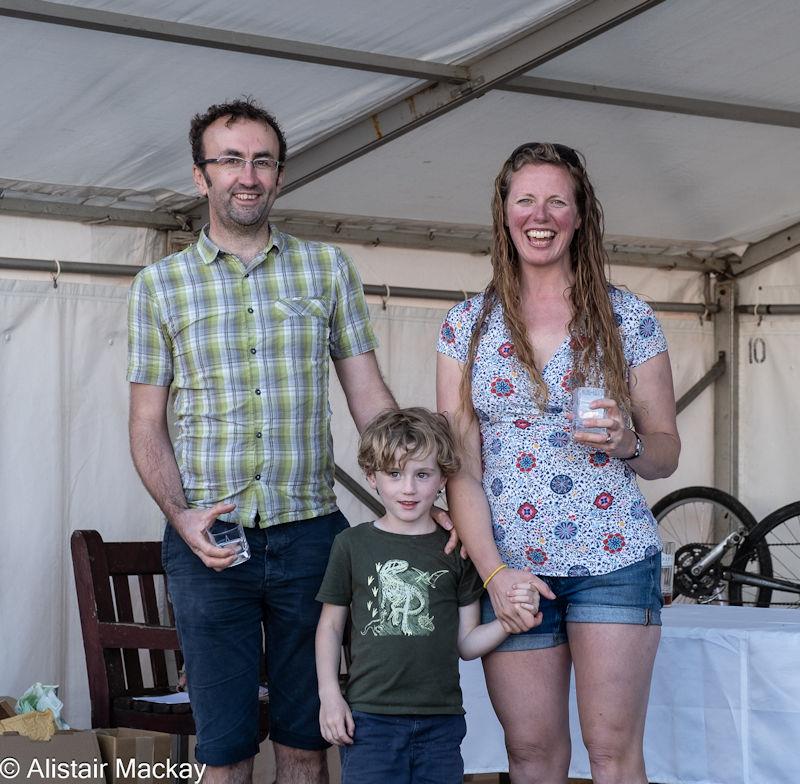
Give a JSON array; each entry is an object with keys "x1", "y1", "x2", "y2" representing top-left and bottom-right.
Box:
[{"x1": 16, "y1": 682, "x2": 69, "y2": 729}]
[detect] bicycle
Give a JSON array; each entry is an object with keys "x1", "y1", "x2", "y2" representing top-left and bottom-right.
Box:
[{"x1": 651, "y1": 486, "x2": 800, "y2": 607}]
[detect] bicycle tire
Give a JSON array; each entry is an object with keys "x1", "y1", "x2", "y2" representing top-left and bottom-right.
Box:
[
  {"x1": 651, "y1": 486, "x2": 768, "y2": 605},
  {"x1": 729, "y1": 501, "x2": 800, "y2": 608}
]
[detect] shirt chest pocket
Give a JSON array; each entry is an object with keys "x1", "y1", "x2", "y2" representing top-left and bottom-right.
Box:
[
  {"x1": 273, "y1": 297, "x2": 329, "y2": 320},
  {"x1": 270, "y1": 297, "x2": 330, "y2": 363}
]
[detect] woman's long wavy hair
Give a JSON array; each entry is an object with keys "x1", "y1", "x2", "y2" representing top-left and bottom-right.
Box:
[{"x1": 459, "y1": 143, "x2": 630, "y2": 419}]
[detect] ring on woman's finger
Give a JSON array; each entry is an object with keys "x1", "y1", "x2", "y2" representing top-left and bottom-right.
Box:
[{"x1": 605, "y1": 431, "x2": 612, "y2": 443}]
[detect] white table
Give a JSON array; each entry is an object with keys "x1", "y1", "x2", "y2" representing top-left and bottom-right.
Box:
[{"x1": 460, "y1": 605, "x2": 800, "y2": 784}]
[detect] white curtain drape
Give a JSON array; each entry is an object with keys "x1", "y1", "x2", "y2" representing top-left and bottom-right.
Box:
[
  {"x1": 0, "y1": 278, "x2": 163, "y2": 728},
  {"x1": 1, "y1": 260, "x2": 784, "y2": 729}
]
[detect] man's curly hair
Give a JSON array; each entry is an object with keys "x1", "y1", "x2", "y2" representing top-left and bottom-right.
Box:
[{"x1": 189, "y1": 96, "x2": 286, "y2": 164}]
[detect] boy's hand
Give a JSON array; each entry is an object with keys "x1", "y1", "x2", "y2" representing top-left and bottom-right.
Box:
[
  {"x1": 319, "y1": 692, "x2": 355, "y2": 746},
  {"x1": 506, "y1": 582, "x2": 542, "y2": 630},
  {"x1": 487, "y1": 568, "x2": 553, "y2": 633}
]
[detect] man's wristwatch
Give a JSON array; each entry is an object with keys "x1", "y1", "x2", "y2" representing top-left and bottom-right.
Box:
[{"x1": 624, "y1": 429, "x2": 644, "y2": 460}]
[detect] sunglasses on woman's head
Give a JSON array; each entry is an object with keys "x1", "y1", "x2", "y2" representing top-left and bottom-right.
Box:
[{"x1": 509, "y1": 142, "x2": 582, "y2": 168}]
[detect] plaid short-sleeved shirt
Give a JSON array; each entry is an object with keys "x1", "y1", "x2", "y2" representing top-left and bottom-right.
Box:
[{"x1": 127, "y1": 226, "x2": 378, "y2": 527}]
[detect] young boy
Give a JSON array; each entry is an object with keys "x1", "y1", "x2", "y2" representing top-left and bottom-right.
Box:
[{"x1": 315, "y1": 407, "x2": 540, "y2": 784}]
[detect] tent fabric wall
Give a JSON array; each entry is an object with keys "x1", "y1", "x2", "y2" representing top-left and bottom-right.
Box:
[
  {"x1": 734, "y1": 252, "x2": 800, "y2": 519},
  {"x1": 0, "y1": 232, "x2": 718, "y2": 728},
  {"x1": 739, "y1": 313, "x2": 800, "y2": 520},
  {"x1": 0, "y1": 0, "x2": 797, "y2": 764},
  {"x1": 0, "y1": 214, "x2": 165, "y2": 272},
  {"x1": 0, "y1": 278, "x2": 164, "y2": 729}
]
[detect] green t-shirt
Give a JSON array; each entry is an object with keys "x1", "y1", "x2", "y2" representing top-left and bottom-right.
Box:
[{"x1": 316, "y1": 522, "x2": 484, "y2": 715}]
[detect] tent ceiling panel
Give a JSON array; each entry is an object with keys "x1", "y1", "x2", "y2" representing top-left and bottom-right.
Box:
[
  {"x1": 1, "y1": 0, "x2": 468, "y2": 82},
  {"x1": 279, "y1": 91, "x2": 800, "y2": 245},
  {"x1": 0, "y1": 0, "x2": 592, "y2": 203},
  {"x1": 0, "y1": 0, "x2": 798, "y2": 254},
  {"x1": 12, "y1": 0, "x2": 568, "y2": 62},
  {"x1": 0, "y1": 15, "x2": 417, "y2": 192},
  {"x1": 282, "y1": 0, "x2": 664, "y2": 192},
  {"x1": 529, "y1": 0, "x2": 800, "y2": 109}
]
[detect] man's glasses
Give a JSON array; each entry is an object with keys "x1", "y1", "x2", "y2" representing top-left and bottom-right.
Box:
[
  {"x1": 509, "y1": 143, "x2": 582, "y2": 168},
  {"x1": 196, "y1": 156, "x2": 283, "y2": 171}
]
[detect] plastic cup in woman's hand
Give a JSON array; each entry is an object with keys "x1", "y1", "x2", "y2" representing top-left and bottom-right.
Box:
[{"x1": 571, "y1": 386, "x2": 606, "y2": 435}]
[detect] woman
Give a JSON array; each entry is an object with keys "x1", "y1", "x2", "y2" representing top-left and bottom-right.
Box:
[{"x1": 437, "y1": 143, "x2": 679, "y2": 784}]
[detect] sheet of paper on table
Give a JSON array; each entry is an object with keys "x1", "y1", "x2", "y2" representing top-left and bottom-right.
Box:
[
  {"x1": 130, "y1": 692, "x2": 190, "y2": 704},
  {"x1": 130, "y1": 686, "x2": 269, "y2": 703}
]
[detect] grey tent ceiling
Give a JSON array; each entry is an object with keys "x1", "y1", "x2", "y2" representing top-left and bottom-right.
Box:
[{"x1": 1, "y1": 0, "x2": 799, "y2": 270}]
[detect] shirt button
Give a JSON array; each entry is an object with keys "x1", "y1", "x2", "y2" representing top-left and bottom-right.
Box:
[
  {"x1": 256, "y1": 431, "x2": 262, "y2": 438},
  {"x1": 247, "y1": 307, "x2": 254, "y2": 313},
  {"x1": 255, "y1": 474, "x2": 261, "y2": 480},
  {"x1": 250, "y1": 347, "x2": 257, "y2": 354},
  {"x1": 255, "y1": 388, "x2": 261, "y2": 395}
]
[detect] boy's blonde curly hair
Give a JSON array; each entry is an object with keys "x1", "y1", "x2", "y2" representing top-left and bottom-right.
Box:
[{"x1": 357, "y1": 407, "x2": 461, "y2": 477}]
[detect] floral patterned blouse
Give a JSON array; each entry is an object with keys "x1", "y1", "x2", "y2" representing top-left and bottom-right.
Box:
[{"x1": 437, "y1": 286, "x2": 666, "y2": 576}]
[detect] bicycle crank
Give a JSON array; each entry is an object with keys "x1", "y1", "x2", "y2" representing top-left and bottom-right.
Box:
[{"x1": 674, "y1": 544, "x2": 726, "y2": 601}]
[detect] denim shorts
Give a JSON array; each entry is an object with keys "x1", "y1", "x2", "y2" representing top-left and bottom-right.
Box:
[
  {"x1": 162, "y1": 510, "x2": 349, "y2": 765},
  {"x1": 340, "y1": 711, "x2": 467, "y2": 784},
  {"x1": 481, "y1": 553, "x2": 662, "y2": 651}
]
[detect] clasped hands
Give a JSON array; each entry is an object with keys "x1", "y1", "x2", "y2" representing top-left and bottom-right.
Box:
[{"x1": 487, "y1": 567, "x2": 554, "y2": 634}]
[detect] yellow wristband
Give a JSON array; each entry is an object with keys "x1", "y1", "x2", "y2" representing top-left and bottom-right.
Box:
[{"x1": 483, "y1": 563, "x2": 508, "y2": 589}]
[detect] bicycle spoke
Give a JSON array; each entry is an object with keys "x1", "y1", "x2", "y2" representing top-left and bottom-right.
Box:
[
  {"x1": 758, "y1": 510, "x2": 800, "y2": 607},
  {"x1": 651, "y1": 487, "x2": 762, "y2": 606}
]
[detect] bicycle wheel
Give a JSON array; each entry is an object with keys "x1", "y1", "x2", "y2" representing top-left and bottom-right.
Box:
[
  {"x1": 729, "y1": 502, "x2": 800, "y2": 608},
  {"x1": 651, "y1": 486, "x2": 766, "y2": 605}
]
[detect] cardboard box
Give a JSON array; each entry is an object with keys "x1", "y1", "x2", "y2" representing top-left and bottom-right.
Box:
[
  {"x1": 0, "y1": 729, "x2": 106, "y2": 783},
  {"x1": 94, "y1": 728, "x2": 172, "y2": 784},
  {"x1": 0, "y1": 710, "x2": 57, "y2": 741},
  {"x1": 0, "y1": 697, "x2": 16, "y2": 720}
]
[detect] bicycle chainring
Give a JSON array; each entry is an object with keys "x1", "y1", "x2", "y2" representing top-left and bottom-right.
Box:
[{"x1": 674, "y1": 544, "x2": 726, "y2": 601}]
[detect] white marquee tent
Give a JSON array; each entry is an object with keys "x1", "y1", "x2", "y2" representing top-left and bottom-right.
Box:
[{"x1": 1, "y1": 0, "x2": 799, "y2": 746}]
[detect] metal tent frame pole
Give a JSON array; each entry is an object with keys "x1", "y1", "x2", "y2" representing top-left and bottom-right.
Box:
[{"x1": 9, "y1": 256, "x2": 796, "y2": 315}]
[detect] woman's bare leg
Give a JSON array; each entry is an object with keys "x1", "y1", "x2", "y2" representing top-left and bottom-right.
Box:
[
  {"x1": 569, "y1": 622, "x2": 660, "y2": 784},
  {"x1": 482, "y1": 645, "x2": 572, "y2": 784}
]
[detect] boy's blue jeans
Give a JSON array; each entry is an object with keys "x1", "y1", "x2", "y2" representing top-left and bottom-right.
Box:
[{"x1": 340, "y1": 711, "x2": 466, "y2": 784}]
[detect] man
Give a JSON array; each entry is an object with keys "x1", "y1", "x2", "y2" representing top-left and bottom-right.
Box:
[{"x1": 127, "y1": 98, "x2": 437, "y2": 783}]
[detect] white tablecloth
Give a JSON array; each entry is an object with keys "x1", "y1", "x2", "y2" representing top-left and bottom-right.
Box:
[{"x1": 460, "y1": 605, "x2": 800, "y2": 784}]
